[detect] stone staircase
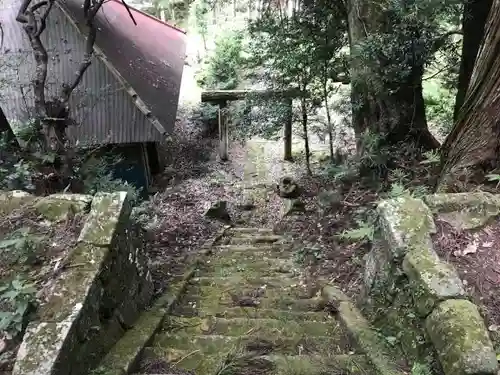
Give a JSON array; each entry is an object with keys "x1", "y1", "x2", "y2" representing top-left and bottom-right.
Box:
[{"x1": 132, "y1": 227, "x2": 388, "y2": 375}]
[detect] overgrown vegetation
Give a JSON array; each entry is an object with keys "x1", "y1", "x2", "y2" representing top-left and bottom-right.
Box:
[{"x1": 2, "y1": 0, "x2": 500, "y2": 370}]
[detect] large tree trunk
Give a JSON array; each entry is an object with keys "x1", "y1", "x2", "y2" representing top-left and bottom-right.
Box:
[
  {"x1": 347, "y1": 0, "x2": 439, "y2": 153},
  {"x1": 438, "y1": 0, "x2": 500, "y2": 191},
  {"x1": 453, "y1": 0, "x2": 493, "y2": 121}
]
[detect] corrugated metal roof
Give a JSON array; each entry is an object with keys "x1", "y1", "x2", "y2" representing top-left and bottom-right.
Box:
[{"x1": 0, "y1": 0, "x2": 186, "y2": 146}]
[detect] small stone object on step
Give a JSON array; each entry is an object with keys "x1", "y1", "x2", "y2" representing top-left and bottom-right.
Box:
[
  {"x1": 277, "y1": 176, "x2": 300, "y2": 198},
  {"x1": 204, "y1": 200, "x2": 231, "y2": 223}
]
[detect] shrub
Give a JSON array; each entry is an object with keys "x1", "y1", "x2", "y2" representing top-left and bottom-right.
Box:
[{"x1": 196, "y1": 29, "x2": 244, "y2": 90}]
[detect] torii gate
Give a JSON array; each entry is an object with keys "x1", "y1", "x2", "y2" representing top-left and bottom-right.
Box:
[{"x1": 201, "y1": 89, "x2": 307, "y2": 161}]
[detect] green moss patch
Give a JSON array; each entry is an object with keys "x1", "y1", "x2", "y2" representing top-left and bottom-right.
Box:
[
  {"x1": 403, "y1": 247, "x2": 466, "y2": 317},
  {"x1": 164, "y1": 316, "x2": 340, "y2": 339},
  {"x1": 377, "y1": 197, "x2": 436, "y2": 260},
  {"x1": 424, "y1": 192, "x2": 500, "y2": 230},
  {"x1": 425, "y1": 299, "x2": 497, "y2": 375}
]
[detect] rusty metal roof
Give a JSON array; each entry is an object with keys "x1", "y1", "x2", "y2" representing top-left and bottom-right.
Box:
[{"x1": 0, "y1": 0, "x2": 186, "y2": 146}]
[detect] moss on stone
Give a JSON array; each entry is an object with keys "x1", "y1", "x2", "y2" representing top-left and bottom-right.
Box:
[
  {"x1": 424, "y1": 192, "x2": 500, "y2": 230},
  {"x1": 34, "y1": 194, "x2": 91, "y2": 222},
  {"x1": 336, "y1": 299, "x2": 407, "y2": 375},
  {"x1": 376, "y1": 288, "x2": 434, "y2": 364},
  {"x1": 403, "y1": 247, "x2": 465, "y2": 317},
  {"x1": 97, "y1": 309, "x2": 166, "y2": 375},
  {"x1": 78, "y1": 192, "x2": 131, "y2": 246},
  {"x1": 196, "y1": 308, "x2": 330, "y2": 322},
  {"x1": 165, "y1": 316, "x2": 339, "y2": 338},
  {"x1": 267, "y1": 354, "x2": 373, "y2": 375},
  {"x1": 13, "y1": 321, "x2": 72, "y2": 375},
  {"x1": 38, "y1": 268, "x2": 93, "y2": 322},
  {"x1": 377, "y1": 197, "x2": 436, "y2": 260},
  {"x1": 0, "y1": 190, "x2": 37, "y2": 215},
  {"x1": 425, "y1": 299, "x2": 497, "y2": 375}
]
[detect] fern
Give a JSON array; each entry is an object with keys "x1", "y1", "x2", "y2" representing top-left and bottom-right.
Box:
[
  {"x1": 339, "y1": 219, "x2": 374, "y2": 242},
  {"x1": 387, "y1": 182, "x2": 407, "y2": 198},
  {"x1": 485, "y1": 173, "x2": 500, "y2": 189},
  {"x1": 420, "y1": 150, "x2": 441, "y2": 165}
]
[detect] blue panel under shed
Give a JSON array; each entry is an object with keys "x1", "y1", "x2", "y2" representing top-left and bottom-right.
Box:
[{"x1": 106, "y1": 143, "x2": 150, "y2": 200}]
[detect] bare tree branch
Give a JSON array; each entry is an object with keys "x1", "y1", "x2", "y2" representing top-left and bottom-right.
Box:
[
  {"x1": 16, "y1": 0, "x2": 52, "y2": 127},
  {"x1": 60, "y1": 0, "x2": 105, "y2": 102},
  {"x1": 121, "y1": 0, "x2": 137, "y2": 25}
]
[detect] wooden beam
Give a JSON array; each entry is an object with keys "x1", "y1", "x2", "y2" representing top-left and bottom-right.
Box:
[{"x1": 201, "y1": 88, "x2": 307, "y2": 103}]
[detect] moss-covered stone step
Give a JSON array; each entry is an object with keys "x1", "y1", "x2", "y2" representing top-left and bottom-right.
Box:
[
  {"x1": 145, "y1": 346, "x2": 372, "y2": 375},
  {"x1": 226, "y1": 227, "x2": 275, "y2": 235},
  {"x1": 229, "y1": 234, "x2": 285, "y2": 245},
  {"x1": 263, "y1": 354, "x2": 375, "y2": 375},
  {"x1": 191, "y1": 275, "x2": 302, "y2": 292},
  {"x1": 163, "y1": 316, "x2": 341, "y2": 338},
  {"x1": 212, "y1": 244, "x2": 294, "y2": 255},
  {"x1": 173, "y1": 290, "x2": 321, "y2": 314},
  {"x1": 228, "y1": 227, "x2": 276, "y2": 235},
  {"x1": 193, "y1": 307, "x2": 333, "y2": 321},
  {"x1": 187, "y1": 280, "x2": 318, "y2": 301},
  {"x1": 154, "y1": 333, "x2": 351, "y2": 356},
  {"x1": 199, "y1": 254, "x2": 297, "y2": 278}
]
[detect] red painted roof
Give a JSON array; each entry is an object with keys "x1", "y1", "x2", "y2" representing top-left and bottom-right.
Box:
[
  {"x1": 60, "y1": 0, "x2": 187, "y2": 136},
  {"x1": 107, "y1": 0, "x2": 187, "y2": 34}
]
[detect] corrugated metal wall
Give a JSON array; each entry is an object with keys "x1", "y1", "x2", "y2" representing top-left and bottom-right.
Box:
[{"x1": 0, "y1": 0, "x2": 164, "y2": 145}]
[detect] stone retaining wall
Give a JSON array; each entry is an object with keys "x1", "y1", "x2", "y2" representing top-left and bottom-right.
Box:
[
  {"x1": 7, "y1": 191, "x2": 153, "y2": 375},
  {"x1": 362, "y1": 194, "x2": 498, "y2": 375}
]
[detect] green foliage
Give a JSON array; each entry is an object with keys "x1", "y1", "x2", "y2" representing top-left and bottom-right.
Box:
[
  {"x1": 420, "y1": 150, "x2": 441, "y2": 165},
  {"x1": 385, "y1": 182, "x2": 429, "y2": 200},
  {"x1": 339, "y1": 219, "x2": 375, "y2": 242},
  {"x1": 423, "y1": 78, "x2": 456, "y2": 136},
  {"x1": 80, "y1": 153, "x2": 141, "y2": 204},
  {"x1": 485, "y1": 173, "x2": 500, "y2": 189},
  {"x1": 196, "y1": 29, "x2": 245, "y2": 90},
  {"x1": 0, "y1": 276, "x2": 37, "y2": 337},
  {"x1": 294, "y1": 246, "x2": 324, "y2": 264},
  {"x1": 191, "y1": 0, "x2": 210, "y2": 37},
  {"x1": 411, "y1": 362, "x2": 433, "y2": 375},
  {"x1": 324, "y1": 161, "x2": 358, "y2": 183},
  {"x1": 357, "y1": 130, "x2": 389, "y2": 176},
  {"x1": 352, "y1": 0, "x2": 462, "y2": 89},
  {"x1": 0, "y1": 127, "x2": 141, "y2": 202},
  {"x1": 0, "y1": 227, "x2": 45, "y2": 266}
]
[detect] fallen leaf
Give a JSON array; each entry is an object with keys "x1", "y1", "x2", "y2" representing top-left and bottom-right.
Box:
[
  {"x1": 454, "y1": 241, "x2": 478, "y2": 257},
  {"x1": 482, "y1": 241, "x2": 494, "y2": 248},
  {"x1": 488, "y1": 324, "x2": 499, "y2": 332},
  {"x1": 0, "y1": 338, "x2": 6, "y2": 354}
]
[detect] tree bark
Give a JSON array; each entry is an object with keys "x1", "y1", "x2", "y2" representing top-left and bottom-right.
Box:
[
  {"x1": 300, "y1": 96, "x2": 311, "y2": 175},
  {"x1": 284, "y1": 98, "x2": 293, "y2": 161},
  {"x1": 453, "y1": 0, "x2": 493, "y2": 121},
  {"x1": 439, "y1": 0, "x2": 500, "y2": 191},
  {"x1": 347, "y1": 0, "x2": 439, "y2": 153}
]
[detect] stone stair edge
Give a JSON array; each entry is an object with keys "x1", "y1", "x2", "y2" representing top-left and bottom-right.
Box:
[{"x1": 92, "y1": 226, "x2": 230, "y2": 375}]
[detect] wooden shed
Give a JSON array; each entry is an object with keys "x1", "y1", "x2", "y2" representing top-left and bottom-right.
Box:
[{"x1": 0, "y1": 0, "x2": 187, "y2": 196}]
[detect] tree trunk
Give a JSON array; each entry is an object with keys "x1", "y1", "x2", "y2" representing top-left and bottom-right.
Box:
[
  {"x1": 347, "y1": 0, "x2": 439, "y2": 153},
  {"x1": 300, "y1": 97, "x2": 312, "y2": 175},
  {"x1": 322, "y1": 75, "x2": 334, "y2": 163},
  {"x1": 439, "y1": 0, "x2": 500, "y2": 191},
  {"x1": 284, "y1": 98, "x2": 293, "y2": 161},
  {"x1": 454, "y1": 0, "x2": 493, "y2": 121}
]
